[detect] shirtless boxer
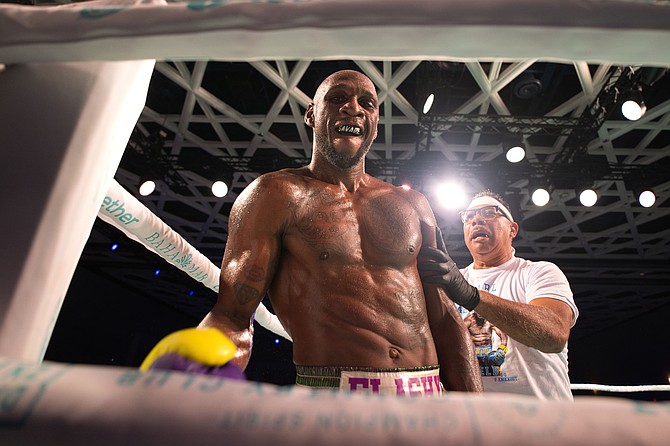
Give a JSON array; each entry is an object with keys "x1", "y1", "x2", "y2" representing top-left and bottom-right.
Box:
[{"x1": 144, "y1": 70, "x2": 481, "y2": 396}]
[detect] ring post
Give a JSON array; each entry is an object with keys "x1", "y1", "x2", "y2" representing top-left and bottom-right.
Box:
[{"x1": 0, "y1": 60, "x2": 155, "y2": 362}]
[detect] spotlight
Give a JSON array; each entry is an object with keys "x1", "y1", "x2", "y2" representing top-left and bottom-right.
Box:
[
  {"x1": 434, "y1": 181, "x2": 468, "y2": 210},
  {"x1": 626, "y1": 167, "x2": 657, "y2": 208},
  {"x1": 528, "y1": 179, "x2": 551, "y2": 206},
  {"x1": 636, "y1": 189, "x2": 656, "y2": 208},
  {"x1": 138, "y1": 179, "x2": 156, "y2": 196},
  {"x1": 620, "y1": 86, "x2": 646, "y2": 121},
  {"x1": 514, "y1": 73, "x2": 543, "y2": 99},
  {"x1": 422, "y1": 93, "x2": 435, "y2": 114},
  {"x1": 530, "y1": 187, "x2": 551, "y2": 207},
  {"x1": 211, "y1": 180, "x2": 229, "y2": 198},
  {"x1": 578, "y1": 188, "x2": 598, "y2": 207},
  {"x1": 503, "y1": 138, "x2": 526, "y2": 163}
]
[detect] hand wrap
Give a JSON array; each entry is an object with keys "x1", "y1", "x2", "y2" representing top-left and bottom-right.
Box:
[{"x1": 418, "y1": 227, "x2": 481, "y2": 311}]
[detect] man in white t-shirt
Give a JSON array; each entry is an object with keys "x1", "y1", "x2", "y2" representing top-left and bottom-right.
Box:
[{"x1": 418, "y1": 190, "x2": 578, "y2": 401}]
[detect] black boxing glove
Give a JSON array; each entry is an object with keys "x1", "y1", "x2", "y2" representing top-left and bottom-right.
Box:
[{"x1": 418, "y1": 227, "x2": 481, "y2": 311}]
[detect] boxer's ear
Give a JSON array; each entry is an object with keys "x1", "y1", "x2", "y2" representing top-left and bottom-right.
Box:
[{"x1": 304, "y1": 103, "x2": 315, "y2": 127}]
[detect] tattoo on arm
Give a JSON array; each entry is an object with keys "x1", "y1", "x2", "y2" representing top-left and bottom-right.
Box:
[
  {"x1": 245, "y1": 265, "x2": 265, "y2": 282},
  {"x1": 234, "y1": 283, "x2": 261, "y2": 305}
]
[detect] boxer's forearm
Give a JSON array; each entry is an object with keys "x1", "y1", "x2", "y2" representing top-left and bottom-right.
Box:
[
  {"x1": 425, "y1": 286, "x2": 483, "y2": 392},
  {"x1": 436, "y1": 304, "x2": 482, "y2": 392},
  {"x1": 199, "y1": 310, "x2": 254, "y2": 370}
]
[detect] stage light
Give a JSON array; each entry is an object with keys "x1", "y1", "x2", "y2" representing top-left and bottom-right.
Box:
[
  {"x1": 503, "y1": 138, "x2": 526, "y2": 163},
  {"x1": 513, "y1": 73, "x2": 543, "y2": 99},
  {"x1": 211, "y1": 180, "x2": 229, "y2": 198},
  {"x1": 621, "y1": 99, "x2": 646, "y2": 121},
  {"x1": 434, "y1": 181, "x2": 468, "y2": 210},
  {"x1": 138, "y1": 179, "x2": 156, "y2": 196},
  {"x1": 528, "y1": 179, "x2": 551, "y2": 207},
  {"x1": 531, "y1": 187, "x2": 551, "y2": 207},
  {"x1": 620, "y1": 86, "x2": 646, "y2": 121},
  {"x1": 626, "y1": 167, "x2": 657, "y2": 208},
  {"x1": 637, "y1": 189, "x2": 656, "y2": 208},
  {"x1": 110, "y1": 243, "x2": 119, "y2": 251},
  {"x1": 579, "y1": 188, "x2": 598, "y2": 207},
  {"x1": 422, "y1": 93, "x2": 435, "y2": 114}
]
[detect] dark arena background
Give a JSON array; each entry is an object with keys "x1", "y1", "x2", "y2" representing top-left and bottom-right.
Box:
[{"x1": 45, "y1": 56, "x2": 670, "y2": 400}]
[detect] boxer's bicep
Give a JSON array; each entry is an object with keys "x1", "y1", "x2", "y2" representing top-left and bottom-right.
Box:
[
  {"x1": 217, "y1": 177, "x2": 286, "y2": 326},
  {"x1": 200, "y1": 177, "x2": 288, "y2": 369}
]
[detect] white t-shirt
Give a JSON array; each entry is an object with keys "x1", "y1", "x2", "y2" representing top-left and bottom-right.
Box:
[{"x1": 460, "y1": 255, "x2": 579, "y2": 401}]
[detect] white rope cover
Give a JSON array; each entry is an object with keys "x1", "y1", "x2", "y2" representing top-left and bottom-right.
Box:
[
  {"x1": 98, "y1": 179, "x2": 292, "y2": 341},
  {"x1": 0, "y1": 356, "x2": 669, "y2": 446},
  {"x1": 1, "y1": 0, "x2": 670, "y2": 65}
]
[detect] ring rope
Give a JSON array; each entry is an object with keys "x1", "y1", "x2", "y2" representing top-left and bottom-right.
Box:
[
  {"x1": 98, "y1": 179, "x2": 292, "y2": 341},
  {"x1": 570, "y1": 383, "x2": 670, "y2": 393}
]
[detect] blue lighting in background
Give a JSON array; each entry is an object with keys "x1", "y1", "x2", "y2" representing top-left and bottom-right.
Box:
[
  {"x1": 110, "y1": 243, "x2": 118, "y2": 251},
  {"x1": 274, "y1": 338, "x2": 280, "y2": 345},
  {"x1": 188, "y1": 290, "x2": 195, "y2": 296},
  {"x1": 154, "y1": 269, "x2": 161, "y2": 276}
]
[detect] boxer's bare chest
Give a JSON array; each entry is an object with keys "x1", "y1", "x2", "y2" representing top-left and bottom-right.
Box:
[{"x1": 285, "y1": 182, "x2": 422, "y2": 265}]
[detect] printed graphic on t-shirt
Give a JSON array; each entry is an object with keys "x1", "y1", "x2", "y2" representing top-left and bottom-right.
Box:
[
  {"x1": 474, "y1": 345, "x2": 502, "y2": 376},
  {"x1": 464, "y1": 311, "x2": 509, "y2": 377},
  {"x1": 479, "y1": 282, "x2": 498, "y2": 293},
  {"x1": 494, "y1": 372, "x2": 519, "y2": 383}
]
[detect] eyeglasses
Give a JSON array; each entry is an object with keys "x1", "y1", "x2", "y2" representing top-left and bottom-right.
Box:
[{"x1": 459, "y1": 205, "x2": 509, "y2": 224}]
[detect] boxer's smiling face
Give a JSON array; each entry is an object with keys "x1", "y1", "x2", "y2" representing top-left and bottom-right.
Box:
[{"x1": 305, "y1": 71, "x2": 379, "y2": 169}]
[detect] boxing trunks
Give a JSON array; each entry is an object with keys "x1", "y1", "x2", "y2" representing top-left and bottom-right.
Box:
[{"x1": 295, "y1": 365, "x2": 444, "y2": 397}]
